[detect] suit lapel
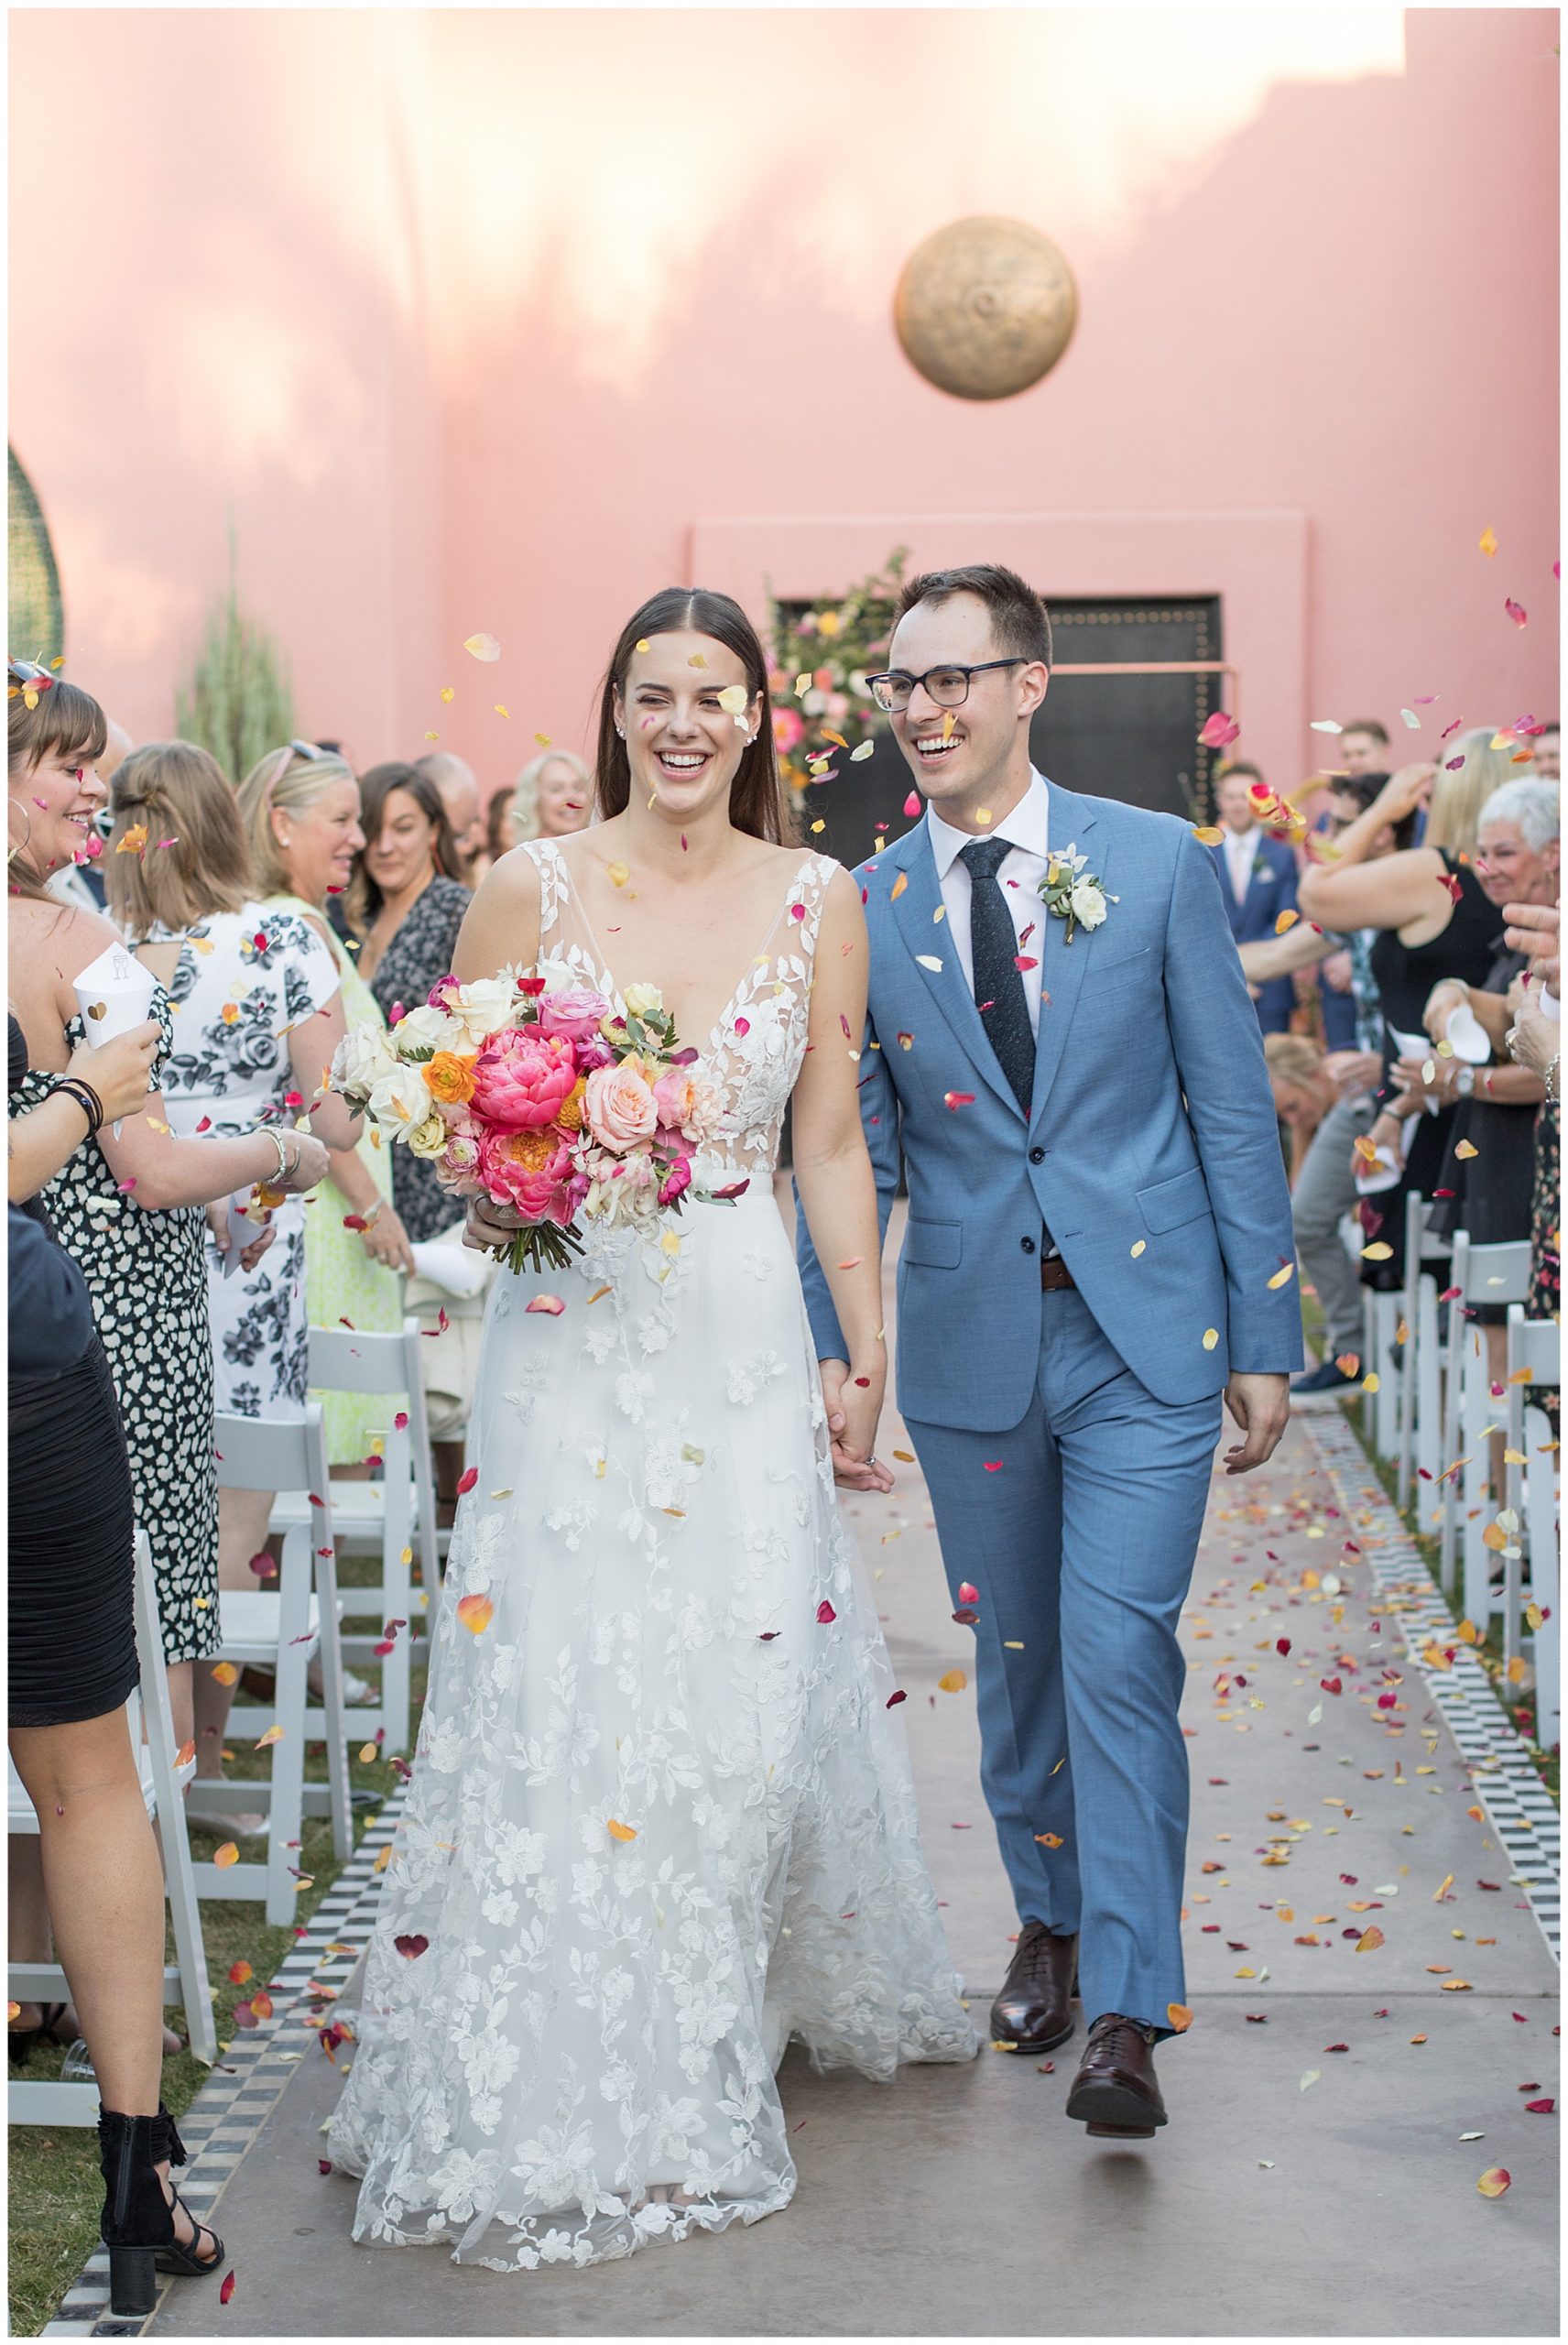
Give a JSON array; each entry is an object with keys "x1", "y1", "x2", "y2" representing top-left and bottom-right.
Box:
[
  {"x1": 887, "y1": 823, "x2": 1021, "y2": 1120},
  {"x1": 1029, "y1": 791, "x2": 1104, "y2": 1130}
]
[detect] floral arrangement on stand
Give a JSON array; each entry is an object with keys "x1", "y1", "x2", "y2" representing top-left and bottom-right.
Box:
[
  {"x1": 328, "y1": 974, "x2": 734, "y2": 1276},
  {"x1": 767, "y1": 546, "x2": 909, "y2": 795}
]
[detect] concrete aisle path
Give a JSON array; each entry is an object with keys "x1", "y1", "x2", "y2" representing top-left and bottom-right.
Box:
[{"x1": 148, "y1": 1216, "x2": 1558, "y2": 2339}]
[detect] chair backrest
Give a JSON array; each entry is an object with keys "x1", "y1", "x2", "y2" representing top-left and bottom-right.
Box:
[
  {"x1": 212, "y1": 1404, "x2": 329, "y2": 1497},
  {"x1": 1460, "y1": 1238, "x2": 1534, "y2": 1307},
  {"x1": 1506, "y1": 1303, "x2": 1561, "y2": 1390},
  {"x1": 307, "y1": 1320, "x2": 415, "y2": 1400}
]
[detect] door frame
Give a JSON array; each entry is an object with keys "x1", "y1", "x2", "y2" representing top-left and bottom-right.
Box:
[{"x1": 689, "y1": 510, "x2": 1306, "y2": 794}]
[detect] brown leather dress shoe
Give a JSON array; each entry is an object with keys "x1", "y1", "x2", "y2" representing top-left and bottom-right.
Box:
[
  {"x1": 988, "y1": 1923, "x2": 1078, "y2": 2053},
  {"x1": 1065, "y1": 2012, "x2": 1168, "y2": 2136}
]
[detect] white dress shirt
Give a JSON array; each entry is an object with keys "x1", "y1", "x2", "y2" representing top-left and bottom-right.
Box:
[
  {"x1": 925, "y1": 769, "x2": 1051, "y2": 1036},
  {"x1": 1221, "y1": 822, "x2": 1256, "y2": 909}
]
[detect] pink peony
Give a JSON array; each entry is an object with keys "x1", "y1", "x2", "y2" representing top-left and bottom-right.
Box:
[
  {"x1": 537, "y1": 985, "x2": 611, "y2": 1046},
  {"x1": 772, "y1": 707, "x2": 805, "y2": 756},
  {"x1": 470, "y1": 1027, "x2": 578, "y2": 1131},
  {"x1": 584, "y1": 1062, "x2": 659, "y2": 1155},
  {"x1": 658, "y1": 1154, "x2": 692, "y2": 1208},
  {"x1": 477, "y1": 1128, "x2": 578, "y2": 1224}
]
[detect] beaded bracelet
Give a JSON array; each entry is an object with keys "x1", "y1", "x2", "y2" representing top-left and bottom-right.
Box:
[{"x1": 49, "y1": 1075, "x2": 104, "y2": 1138}]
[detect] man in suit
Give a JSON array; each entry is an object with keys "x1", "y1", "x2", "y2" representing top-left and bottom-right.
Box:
[
  {"x1": 1211, "y1": 763, "x2": 1299, "y2": 1033},
  {"x1": 797, "y1": 564, "x2": 1300, "y2": 2139}
]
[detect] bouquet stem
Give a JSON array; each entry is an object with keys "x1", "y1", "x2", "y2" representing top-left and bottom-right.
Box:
[{"x1": 500, "y1": 1221, "x2": 586, "y2": 1277}]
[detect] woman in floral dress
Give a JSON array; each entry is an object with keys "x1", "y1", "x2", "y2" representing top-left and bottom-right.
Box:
[{"x1": 108, "y1": 741, "x2": 361, "y2": 1816}]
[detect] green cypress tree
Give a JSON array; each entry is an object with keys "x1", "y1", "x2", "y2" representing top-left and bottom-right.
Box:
[{"x1": 174, "y1": 529, "x2": 295, "y2": 782}]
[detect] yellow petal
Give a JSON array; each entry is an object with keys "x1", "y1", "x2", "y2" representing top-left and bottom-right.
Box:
[
  {"x1": 1203, "y1": 1328, "x2": 1220, "y2": 1350},
  {"x1": 463, "y1": 632, "x2": 501, "y2": 661},
  {"x1": 1191, "y1": 826, "x2": 1225, "y2": 845},
  {"x1": 1267, "y1": 1262, "x2": 1295, "y2": 1288},
  {"x1": 440, "y1": 686, "x2": 454, "y2": 704},
  {"x1": 938, "y1": 1669, "x2": 969, "y2": 1693},
  {"x1": 1275, "y1": 910, "x2": 1300, "y2": 934},
  {"x1": 1478, "y1": 527, "x2": 1498, "y2": 558}
]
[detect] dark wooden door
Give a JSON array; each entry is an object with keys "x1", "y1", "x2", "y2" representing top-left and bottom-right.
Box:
[{"x1": 791, "y1": 596, "x2": 1225, "y2": 867}]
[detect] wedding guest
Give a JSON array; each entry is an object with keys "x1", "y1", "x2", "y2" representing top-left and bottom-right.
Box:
[
  {"x1": 8, "y1": 671, "x2": 328, "y2": 1759},
  {"x1": 509, "y1": 747, "x2": 593, "y2": 844},
  {"x1": 1383, "y1": 781, "x2": 1557, "y2": 1391},
  {"x1": 1504, "y1": 901, "x2": 1561, "y2": 1421},
  {"x1": 414, "y1": 751, "x2": 484, "y2": 885},
  {"x1": 1297, "y1": 736, "x2": 1508, "y2": 1289},
  {"x1": 1209, "y1": 762, "x2": 1298, "y2": 1033},
  {"x1": 1530, "y1": 722, "x2": 1559, "y2": 783},
  {"x1": 237, "y1": 744, "x2": 411, "y2": 1467},
  {"x1": 108, "y1": 742, "x2": 364, "y2": 1820},
  {"x1": 1263, "y1": 1033, "x2": 1340, "y2": 1180},
  {"x1": 350, "y1": 761, "x2": 471, "y2": 1243},
  {"x1": 1338, "y1": 719, "x2": 1391, "y2": 776},
  {"x1": 468, "y1": 786, "x2": 517, "y2": 888},
  {"x1": 8, "y1": 1139, "x2": 223, "y2": 2310},
  {"x1": 1241, "y1": 772, "x2": 1411, "y2": 1394}
]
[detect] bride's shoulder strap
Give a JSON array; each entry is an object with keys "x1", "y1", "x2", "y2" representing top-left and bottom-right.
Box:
[
  {"x1": 790, "y1": 848, "x2": 842, "y2": 954},
  {"x1": 518, "y1": 836, "x2": 567, "y2": 941}
]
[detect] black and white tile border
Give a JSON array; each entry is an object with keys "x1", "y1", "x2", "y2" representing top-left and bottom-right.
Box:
[
  {"x1": 1305, "y1": 1406, "x2": 1560, "y2": 1965},
  {"x1": 38, "y1": 1786, "x2": 408, "y2": 2341}
]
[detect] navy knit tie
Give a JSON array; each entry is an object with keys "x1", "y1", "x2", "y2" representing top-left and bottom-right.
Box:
[{"x1": 962, "y1": 835, "x2": 1035, "y2": 1115}]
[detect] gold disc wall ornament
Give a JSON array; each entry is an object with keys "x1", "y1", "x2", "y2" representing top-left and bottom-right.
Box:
[{"x1": 894, "y1": 217, "x2": 1078, "y2": 401}]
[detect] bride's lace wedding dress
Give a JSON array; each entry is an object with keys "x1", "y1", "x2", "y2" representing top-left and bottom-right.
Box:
[{"x1": 329, "y1": 840, "x2": 976, "y2": 2268}]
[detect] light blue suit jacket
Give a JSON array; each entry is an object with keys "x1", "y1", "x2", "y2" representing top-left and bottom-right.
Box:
[{"x1": 797, "y1": 785, "x2": 1303, "y2": 1430}]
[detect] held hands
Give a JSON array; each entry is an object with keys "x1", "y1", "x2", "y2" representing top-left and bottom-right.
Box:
[
  {"x1": 463, "y1": 1195, "x2": 528, "y2": 1253},
  {"x1": 205, "y1": 1199, "x2": 278, "y2": 1276},
  {"x1": 1323, "y1": 1048, "x2": 1383, "y2": 1097},
  {"x1": 1223, "y1": 1372, "x2": 1290, "y2": 1476},
  {"x1": 360, "y1": 1200, "x2": 416, "y2": 1274},
  {"x1": 819, "y1": 1358, "x2": 895, "y2": 1494},
  {"x1": 67, "y1": 1020, "x2": 160, "y2": 1124}
]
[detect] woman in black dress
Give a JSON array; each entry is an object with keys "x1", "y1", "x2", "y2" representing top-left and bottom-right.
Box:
[
  {"x1": 347, "y1": 761, "x2": 473, "y2": 1242},
  {"x1": 1298, "y1": 734, "x2": 1510, "y2": 1289},
  {"x1": 7, "y1": 1013, "x2": 223, "y2": 2313}
]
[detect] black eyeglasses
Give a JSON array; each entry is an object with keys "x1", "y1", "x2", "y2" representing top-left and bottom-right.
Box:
[{"x1": 864, "y1": 659, "x2": 1028, "y2": 714}]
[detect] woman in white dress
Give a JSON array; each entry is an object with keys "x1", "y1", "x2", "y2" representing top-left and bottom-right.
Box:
[{"x1": 329, "y1": 590, "x2": 976, "y2": 2268}]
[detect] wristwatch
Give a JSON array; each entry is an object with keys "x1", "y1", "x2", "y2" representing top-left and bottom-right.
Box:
[{"x1": 1454, "y1": 1065, "x2": 1475, "y2": 1098}]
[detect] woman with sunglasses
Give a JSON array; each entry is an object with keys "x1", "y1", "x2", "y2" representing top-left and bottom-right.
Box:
[{"x1": 236, "y1": 742, "x2": 412, "y2": 1468}]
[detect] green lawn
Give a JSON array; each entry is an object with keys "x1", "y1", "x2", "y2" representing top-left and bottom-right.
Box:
[{"x1": 7, "y1": 1576, "x2": 425, "y2": 2337}]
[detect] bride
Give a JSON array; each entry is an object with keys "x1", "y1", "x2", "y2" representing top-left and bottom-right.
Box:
[{"x1": 328, "y1": 588, "x2": 977, "y2": 2267}]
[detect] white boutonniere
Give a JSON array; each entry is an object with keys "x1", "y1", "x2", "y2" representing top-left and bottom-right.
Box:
[{"x1": 1038, "y1": 843, "x2": 1116, "y2": 944}]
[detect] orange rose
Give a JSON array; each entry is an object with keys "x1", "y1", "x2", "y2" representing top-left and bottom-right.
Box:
[{"x1": 425, "y1": 1050, "x2": 478, "y2": 1106}]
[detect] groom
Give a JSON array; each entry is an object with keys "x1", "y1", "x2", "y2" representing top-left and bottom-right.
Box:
[{"x1": 797, "y1": 564, "x2": 1301, "y2": 2138}]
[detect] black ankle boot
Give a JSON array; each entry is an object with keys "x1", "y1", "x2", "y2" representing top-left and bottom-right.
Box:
[{"x1": 98, "y1": 2108, "x2": 223, "y2": 2318}]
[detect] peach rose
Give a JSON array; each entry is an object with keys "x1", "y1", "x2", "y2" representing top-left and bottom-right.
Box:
[{"x1": 583, "y1": 1062, "x2": 659, "y2": 1155}]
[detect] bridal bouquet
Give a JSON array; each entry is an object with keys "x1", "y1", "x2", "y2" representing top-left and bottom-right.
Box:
[{"x1": 328, "y1": 973, "x2": 730, "y2": 1274}]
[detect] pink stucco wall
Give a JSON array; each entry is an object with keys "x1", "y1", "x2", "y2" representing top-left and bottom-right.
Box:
[{"x1": 9, "y1": 9, "x2": 1558, "y2": 799}]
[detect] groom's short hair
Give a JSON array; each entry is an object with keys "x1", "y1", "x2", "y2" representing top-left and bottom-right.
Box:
[{"x1": 895, "y1": 563, "x2": 1053, "y2": 671}]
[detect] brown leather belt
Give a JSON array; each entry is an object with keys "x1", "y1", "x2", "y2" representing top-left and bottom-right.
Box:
[{"x1": 1040, "y1": 1255, "x2": 1075, "y2": 1292}]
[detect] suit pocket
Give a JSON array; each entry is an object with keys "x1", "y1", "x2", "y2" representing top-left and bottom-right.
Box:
[
  {"x1": 901, "y1": 1217, "x2": 963, "y2": 1270},
  {"x1": 1138, "y1": 1165, "x2": 1211, "y2": 1235},
  {"x1": 1082, "y1": 943, "x2": 1152, "y2": 998}
]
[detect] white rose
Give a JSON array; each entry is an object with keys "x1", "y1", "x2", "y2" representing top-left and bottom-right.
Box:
[
  {"x1": 407, "y1": 1109, "x2": 451, "y2": 1160},
  {"x1": 332, "y1": 1022, "x2": 397, "y2": 1100},
  {"x1": 367, "y1": 1063, "x2": 433, "y2": 1134},
  {"x1": 395, "y1": 1002, "x2": 463, "y2": 1055},
  {"x1": 445, "y1": 976, "x2": 517, "y2": 1049},
  {"x1": 1070, "y1": 881, "x2": 1108, "y2": 931},
  {"x1": 622, "y1": 982, "x2": 665, "y2": 1021}
]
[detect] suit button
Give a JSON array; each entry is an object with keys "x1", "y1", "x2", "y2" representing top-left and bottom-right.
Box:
[
  {"x1": 1020, "y1": 1236, "x2": 1037, "y2": 1255},
  {"x1": 1029, "y1": 1146, "x2": 1045, "y2": 1163}
]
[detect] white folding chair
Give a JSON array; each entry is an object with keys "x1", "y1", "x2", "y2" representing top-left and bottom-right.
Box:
[
  {"x1": 1360, "y1": 1286, "x2": 1402, "y2": 1458},
  {"x1": 1437, "y1": 1234, "x2": 1533, "y2": 1619},
  {"x1": 269, "y1": 1319, "x2": 437, "y2": 1754},
  {"x1": 199, "y1": 1409, "x2": 351, "y2": 1925},
  {"x1": 9, "y1": 1532, "x2": 217, "y2": 2126},
  {"x1": 1506, "y1": 1305, "x2": 1562, "y2": 1748},
  {"x1": 1397, "y1": 1190, "x2": 1451, "y2": 1511}
]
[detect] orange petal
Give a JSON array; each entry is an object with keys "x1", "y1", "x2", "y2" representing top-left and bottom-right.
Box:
[
  {"x1": 607, "y1": 1819, "x2": 637, "y2": 1842},
  {"x1": 1166, "y1": 2002, "x2": 1194, "y2": 2034},
  {"x1": 214, "y1": 1842, "x2": 240, "y2": 1870},
  {"x1": 456, "y1": 1594, "x2": 495, "y2": 1635},
  {"x1": 938, "y1": 1669, "x2": 969, "y2": 1693}
]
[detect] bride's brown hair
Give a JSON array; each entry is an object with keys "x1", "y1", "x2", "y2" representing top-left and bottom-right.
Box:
[{"x1": 593, "y1": 589, "x2": 796, "y2": 845}]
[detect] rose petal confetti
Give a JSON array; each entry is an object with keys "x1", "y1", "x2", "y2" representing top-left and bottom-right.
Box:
[
  {"x1": 463, "y1": 633, "x2": 501, "y2": 661},
  {"x1": 526, "y1": 1293, "x2": 566, "y2": 1314},
  {"x1": 456, "y1": 1594, "x2": 495, "y2": 1635}
]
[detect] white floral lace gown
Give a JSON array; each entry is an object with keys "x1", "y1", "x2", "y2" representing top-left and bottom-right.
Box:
[{"x1": 329, "y1": 840, "x2": 977, "y2": 2268}]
